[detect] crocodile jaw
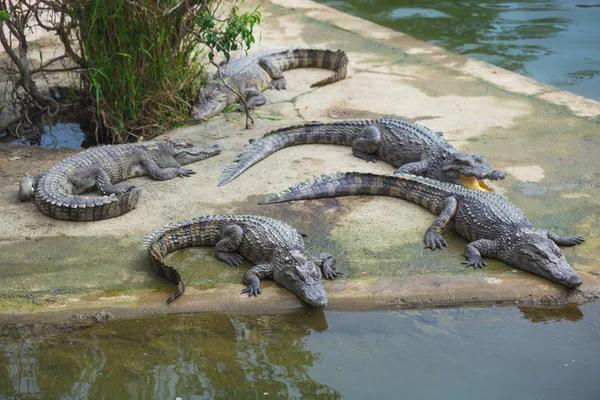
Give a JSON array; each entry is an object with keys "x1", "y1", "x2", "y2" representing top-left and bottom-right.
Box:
[
  {"x1": 460, "y1": 175, "x2": 491, "y2": 192},
  {"x1": 175, "y1": 144, "x2": 222, "y2": 164}
]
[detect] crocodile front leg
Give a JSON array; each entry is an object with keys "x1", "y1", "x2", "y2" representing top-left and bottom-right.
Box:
[
  {"x1": 243, "y1": 89, "x2": 268, "y2": 108},
  {"x1": 97, "y1": 170, "x2": 137, "y2": 195},
  {"x1": 462, "y1": 239, "x2": 498, "y2": 269},
  {"x1": 241, "y1": 264, "x2": 275, "y2": 296},
  {"x1": 351, "y1": 125, "x2": 382, "y2": 163},
  {"x1": 394, "y1": 160, "x2": 431, "y2": 176},
  {"x1": 214, "y1": 224, "x2": 245, "y2": 266},
  {"x1": 547, "y1": 231, "x2": 585, "y2": 247},
  {"x1": 142, "y1": 159, "x2": 196, "y2": 181},
  {"x1": 259, "y1": 57, "x2": 287, "y2": 90},
  {"x1": 424, "y1": 197, "x2": 457, "y2": 249},
  {"x1": 312, "y1": 252, "x2": 340, "y2": 280}
]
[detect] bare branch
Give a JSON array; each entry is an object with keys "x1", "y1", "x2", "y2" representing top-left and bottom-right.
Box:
[{"x1": 210, "y1": 58, "x2": 253, "y2": 129}]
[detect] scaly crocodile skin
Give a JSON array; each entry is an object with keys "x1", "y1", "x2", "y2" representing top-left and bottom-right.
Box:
[
  {"x1": 144, "y1": 214, "x2": 339, "y2": 307},
  {"x1": 218, "y1": 118, "x2": 505, "y2": 188},
  {"x1": 261, "y1": 172, "x2": 585, "y2": 288}
]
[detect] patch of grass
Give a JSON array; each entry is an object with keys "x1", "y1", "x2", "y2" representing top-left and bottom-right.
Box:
[{"x1": 66, "y1": 0, "x2": 204, "y2": 143}]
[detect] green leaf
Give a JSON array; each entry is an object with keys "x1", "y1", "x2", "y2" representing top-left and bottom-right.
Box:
[{"x1": 0, "y1": 10, "x2": 9, "y2": 22}]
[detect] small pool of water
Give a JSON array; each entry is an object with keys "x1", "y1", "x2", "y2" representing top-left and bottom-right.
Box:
[
  {"x1": 316, "y1": 0, "x2": 600, "y2": 102},
  {"x1": 1, "y1": 301, "x2": 598, "y2": 398},
  {"x1": 2, "y1": 122, "x2": 87, "y2": 149}
]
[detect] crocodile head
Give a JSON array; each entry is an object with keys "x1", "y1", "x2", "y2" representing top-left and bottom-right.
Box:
[
  {"x1": 150, "y1": 139, "x2": 222, "y2": 167},
  {"x1": 273, "y1": 249, "x2": 328, "y2": 308},
  {"x1": 513, "y1": 233, "x2": 583, "y2": 288},
  {"x1": 442, "y1": 153, "x2": 506, "y2": 191},
  {"x1": 190, "y1": 82, "x2": 229, "y2": 121}
]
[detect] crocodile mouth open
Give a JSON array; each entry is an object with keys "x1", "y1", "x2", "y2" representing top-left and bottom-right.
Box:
[{"x1": 460, "y1": 175, "x2": 491, "y2": 192}]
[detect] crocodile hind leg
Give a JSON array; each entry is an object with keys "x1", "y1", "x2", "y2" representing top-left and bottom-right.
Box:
[
  {"x1": 18, "y1": 173, "x2": 42, "y2": 202},
  {"x1": 547, "y1": 231, "x2": 585, "y2": 246},
  {"x1": 259, "y1": 57, "x2": 287, "y2": 90},
  {"x1": 424, "y1": 197, "x2": 457, "y2": 249},
  {"x1": 352, "y1": 126, "x2": 382, "y2": 163},
  {"x1": 215, "y1": 224, "x2": 245, "y2": 266},
  {"x1": 142, "y1": 159, "x2": 196, "y2": 181},
  {"x1": 97, "y1": 170, "x2": 138, "y2": 195},
  {"x1": 312, "y1": 252, "x2": 340, "y2": 280},
  {"x1": 462, "y1": 239, "x2": 498, "y2": 269},
  {"x1": 241, "y1": 264, "x2": 274, "y2": 296}
]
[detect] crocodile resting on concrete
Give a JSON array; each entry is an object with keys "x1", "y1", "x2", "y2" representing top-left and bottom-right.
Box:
[
  {"x1": 219, "y1": 119, "x2": 505, "y2": 190},
  {"x1": 144, "y1": 214, "x2": 339, "y2": 307},
  {"x1": 261, "y1": 172, "x2": 585, "y2": 288},
  {"x1": 191, "y1": 48, "x2": 348, "y2": 120},
  {"x1": 18, "y1": 140, "x2": 221, "y2": 221}
]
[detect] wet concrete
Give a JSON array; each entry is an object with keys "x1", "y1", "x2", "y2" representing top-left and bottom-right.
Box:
[{"x1": 0, "y1": 0, "x2": 599, "y2": 322}]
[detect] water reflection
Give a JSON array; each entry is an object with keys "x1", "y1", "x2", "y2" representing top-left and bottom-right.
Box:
[
  {"x1": 0, "y1": 303, "x2": 599, "y2": 398},
  {"x1": 0, "y1": 311, "x2": 338, "y2": 399},
  {"x1": 316, "y1": 0, "x2": 600, "y2": 101},
  {"x1": 519, "y1": 303, "x2": 584, "y2": 323}
]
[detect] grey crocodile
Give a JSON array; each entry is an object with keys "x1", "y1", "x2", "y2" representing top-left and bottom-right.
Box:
[
  {"x1": 18, "y1": 140, "x2": 221, "y2": 221},
  {"x1": 144, "y1": 214, "x2": 339, "y2": 307},
  {"x1": 261, "y1": 172, "x2": 585, "y2": 288},
  {"x1": 191, "y1": 48, "x2": 348, "y2": 120},
  {"x1": 219, "y1": 119, "x2": 505, "y2": 190}
]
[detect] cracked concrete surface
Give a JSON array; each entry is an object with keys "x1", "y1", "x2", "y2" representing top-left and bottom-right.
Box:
[{"x1": 0, "y1": 0, "x2": 599, "y2": 322}]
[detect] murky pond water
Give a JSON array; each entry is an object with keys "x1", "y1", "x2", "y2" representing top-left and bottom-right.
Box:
[
  {"x1": 1, "y1": 301, "x2": 599, "y2": 399},
  {"x1": 1, "y1": 122, "x2": 87, "y2": 149},
  {"x1": 316, "y1": 0, "x2": 600, "y2": 101}
]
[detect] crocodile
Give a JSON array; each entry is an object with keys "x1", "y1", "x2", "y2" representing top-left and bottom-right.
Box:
[
  {"x1": 261, "y1": 172, "x2": 585, "y2": 288},
  {"x1": 143, "y1": 214, "x2": 339, "y2": 307},
  {"x1": 18, "y1": 140, "x2": 221, "y2": 221},
  {"x1": 191, "y1": 48, "x2": 348, "y2": 121},
  {"x1": 218, "y1": 118, "x2": 506, "y2": 191}
]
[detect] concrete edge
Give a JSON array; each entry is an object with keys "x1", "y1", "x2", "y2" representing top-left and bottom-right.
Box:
[
  {"x1": 268, "y1": 0, "x2": 600, "y2": 117},
  {"x1": 3, "y1": 273, "x2": 599, "y2": 323}
]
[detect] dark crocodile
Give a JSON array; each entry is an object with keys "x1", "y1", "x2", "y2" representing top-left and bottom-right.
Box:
[
  {"x1": 261, "y1": 172, "x2": 585, "y2": 288},
  {"x1": 218, "y1": 118, "x2": 505, "y2": 190},
  {"x1": 18, "y1": 140, "x2": 221, "y2": 221},
  {"x1": 191, "y1": 48, "x2": 348, "y2": 120},
  {"x1": 144, "y1": 214, "x2": 339, "y2": 307}
]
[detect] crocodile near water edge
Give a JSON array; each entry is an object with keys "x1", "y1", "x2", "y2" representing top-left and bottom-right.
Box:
[
  {"x1": 261, "y1": 172, "x2": 585, "y2": 288},
  {"x1": 218, "y1": 118, "x2": 505, "y2": 190},
  {"x1": 191, "y1": 48, "x2": 348, "y2": 120},
  {"x1": 144, "y1": 214, "x2": 340, "y2": 307},
  {"x1": 18, "y1": 140, "x2": 221, "y2": 221}
]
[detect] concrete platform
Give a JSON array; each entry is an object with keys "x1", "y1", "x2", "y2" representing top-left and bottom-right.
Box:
[{"x1": 0, "y1": 0, "x2": 599, "y2": 322}]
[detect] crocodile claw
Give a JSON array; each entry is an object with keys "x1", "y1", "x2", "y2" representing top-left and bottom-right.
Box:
[
  {"x1": 220, "y1": 253, "x2": 244, "y2": 267},
  {"x1": 462, "y1": 258, "x2": 487, "y2": 269},
  {"x1": 324, "y1": 270, "x2": 341, "y2": 280},
  {"x1": 241, "y1": 284, "x2": 262, "y2": 297},
  {"x1": 425, "y1": 231, "x2": 448, "y2": 250},
  {"x1": 564, "y1": 236, "x2": 585, "y2": 246},
  {"x1": 177, "y1": 168, "x2": 196, "y2": 177}
]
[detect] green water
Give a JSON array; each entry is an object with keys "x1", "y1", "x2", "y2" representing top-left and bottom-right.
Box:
[
  {"x1": 315, "y1": 0, "x2": 600, "y2": 102},
  {"x1": 1, "y1": 301, "x2": 599, "y2": 399}
]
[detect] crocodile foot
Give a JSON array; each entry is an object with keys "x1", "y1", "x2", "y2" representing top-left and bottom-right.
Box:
[
  {"x1": 462, "y1": 256, "x2": 487, "y2": 269},
  {"x1": 241, "y1": 282, "x2": 262, "y2": 297},
  {"x1": 176, "y1": 168, "x2": 196, "y2": 177},
  {"x1": 269, "y1": 77, "x2": 287, "y2": 90},
  {"x1": 219, "y1": 252, "x2": 244, "y2": 267},
  {"x1": 425, "y1": 230, "x2": 448, "y2": 250}
]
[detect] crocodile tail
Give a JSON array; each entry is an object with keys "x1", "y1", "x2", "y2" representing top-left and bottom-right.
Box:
[
  {"x1": 218, "y1": 121, "x2": 367, "y2": 186},
  {"x1": 143, "y1": 216, "x2": 222, "y2": 304},
  {"x1": 260, "y1": 171, "x2": 447, "y2": 213},
  {"x1": 36, "y1": 188, "x2": 142, "y2": 221},
  {"x1": 273, "y1": 48, "x2": 348, "y2": 87}
]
